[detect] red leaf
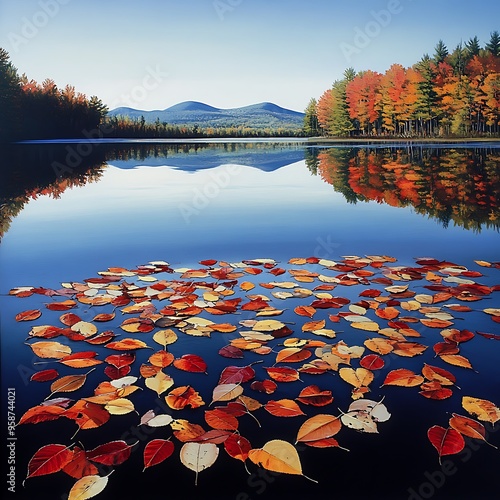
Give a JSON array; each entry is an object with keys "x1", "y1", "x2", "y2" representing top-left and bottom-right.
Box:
[
  {"x1": 104, "y1": 365, "x2": 131, "y2": 380},
  {"x1": 200, "y1": 259, "x2": 218, "y2": 266},
  {"x1": 18, "y1": 405, "x2": 65, "y2": 425},
  {"x1": 192, "y1": 430, "x2": 233, "y2": 444},
  {"x1": 427, "y1": 426, "x2": 465, "y2": 464},
  {"x1": 477, "y1": 331, "x2": 500, "y2": 341},
  {"x1": 143, "y1": 439, "x2": 174, "y2": 470},
  {"x1": 218, "y1": 364, "x2": 257, "y2": 385},
  {"x1": 218, "y1": 345, "x2": 244, "y2": 359},
  {"x1": 105, "y1": 353, "x2": 136, "y2": 368},
  {"x1": 173, "y1": 354, "x2": 208, "y2": 374},
  {"x1": 433, "y1": 342, "x2": 460, "y2": 356},
  {"x1": 296, "y1": 385, "x2": 333, "y2": 407},
  {"x1": 224, "y1": 434, "x2": 252, "y2": 464},
  {"x1": 359, "y1": 354, "x2": 385, "y2": 370},
  {"x1": 30, "y1": 369, "x2": 59, "y2": 382},
  {"x1": 62, "y1": 446, "x2": 98, "y2": 479},
  {"x1": 419, "y1": 382, "x2": 453, "y2": 400},
  {"x1": 15, "y1": 309, "x2": 42, "y2": 322},
  {"x1": 59, "y1": 313, "x2": 82, "y2": 327},
  {"x1": 250, "y1": 379, "x2": 277, "y2": 394},
  {"x1": 204, "y1": 409, "x2": 239, "y2": 431},
  {"x1": 45, "y1": 300, "x2": 77, "y2": 311},
  {"x1": 26, "y1": 444, "x2": 73, "y2": 480},
  {"x1": 86, "y1": 440, "x2": 134, "y2": 466}
]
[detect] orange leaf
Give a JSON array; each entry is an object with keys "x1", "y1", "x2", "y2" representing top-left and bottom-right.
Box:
[
  {"x1": 382, "y1": 368, "x2": 424, "y2": 387},
  {"x1": 204, "y1": 409, "x2": 239, "y2": 431},
  {"x1": 302, "y1": 319, "x2": 326, "y2": 332},
  {"x1": 264, "y1": 399, "x2": 305, "y2": 417},
  {"x1": 275, "y1": 347, "x2": 312, "y2": 364},
  {"x1": 264, "y1": 366, "x2": 300, "y2": 383},
  {"x1": 296, "y1": 414, "x2": 341, "y2": 443},
  {"x1": 294, "y1": 306, "x2": 316, "y2": 318},
  {"x1": 296, "y1": 385, "x2": 333, "y2": 407},
  {"x1": 15, "y1": 309, "x2": 42, "y2": 322},
  {"x1": 165, "y1": 386, "x2": 205, "y2": 410}
]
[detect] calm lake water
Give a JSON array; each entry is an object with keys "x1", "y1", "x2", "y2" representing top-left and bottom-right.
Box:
[{"x1": 1, "y1": 140, "x2": 499, "y2": 500}]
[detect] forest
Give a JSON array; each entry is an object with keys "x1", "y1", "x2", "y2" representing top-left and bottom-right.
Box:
[
  {"x1": 304, "y1": 33, "x2": 500, "y2": 137},
  {"x1": 0, "y1": 48, "x2": 108, "y2": 142}
]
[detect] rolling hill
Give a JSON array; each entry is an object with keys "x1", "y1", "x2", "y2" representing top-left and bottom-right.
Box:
[{"x1": 108, "y1": 101, "x2": 305, "y2": 130}]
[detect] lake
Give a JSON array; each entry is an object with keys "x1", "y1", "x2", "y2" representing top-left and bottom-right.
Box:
[{"x1": 1, "y1": 140, "x2": 499, "y2": 500}]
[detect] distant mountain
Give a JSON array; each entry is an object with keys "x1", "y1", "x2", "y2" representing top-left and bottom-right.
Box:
[{"x1": 108, "y1": 101, "x2": 305, "y2": 130}]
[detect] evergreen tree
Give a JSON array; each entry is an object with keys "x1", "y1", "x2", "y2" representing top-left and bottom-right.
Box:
[
  {"x1": 433, "y1": 40, "x2": 449, "y2": 63},
  {"x1": 485, "y1": 30, "x2": 500, "y2": 57},
  {"x1": 0, "y1": 48, "x2": 21, "y2": 142},
  {"x1": 465, "y1": 36, "x2": 481, "y2": 57},
  {"x1": 449, "y1": 42, "x2": 466, "y2": 76},
  {"x1": 303, "y1": 98, "x2": 320, "y2": 136}
]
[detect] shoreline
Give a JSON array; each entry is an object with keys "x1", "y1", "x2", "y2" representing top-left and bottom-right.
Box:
[{"x1": 308, "y1": 136, "x2": 500, "y2": 144}]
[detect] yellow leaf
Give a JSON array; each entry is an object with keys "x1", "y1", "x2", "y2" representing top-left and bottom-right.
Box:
[
  {"x1": 152, "y1": 329, "x2": 178, "y2": 347},
  {"x1": 462, "y1": 396, "x2": 500, "y2": 425},
  {"x1": 339, "y1": 368, "x2": 373, "y2": 388},
  {"x1": 29, "y1": 341, "x2": 72, "y2": 359},
  {"x1": 68, "y1": 474, "x2": 110, "y2": 500},
  {"x1": 105, "y1": 398, "x2": 135, "y2": 415},
  {"x1": 145, "y1": 371, "x2": 174, "y2": 396},
  {"x1": 248, "y1": 440, "x2": 317, "y2": 482}
]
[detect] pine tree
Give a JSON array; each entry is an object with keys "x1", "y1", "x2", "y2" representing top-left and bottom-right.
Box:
[
  {"x1": 0, "y1": 48, "x2": 21, "y2": 142},
  {"x1": 485, "y1": 31, "x2": 500, "y2": 57},
  {"x1": 303, "y1": 98, "x2": 320, "y2": 136},
  {"x1": 465, "y1": 36, "x2": 481, "y2": 57},
  {"x1": 433, "y1": 40, "x2": 449, "y2": 63}
]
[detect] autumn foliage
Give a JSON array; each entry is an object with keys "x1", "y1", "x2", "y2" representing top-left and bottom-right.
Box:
[{"x1": 313, "y1": 35, "x2": 500, "y2": 136}]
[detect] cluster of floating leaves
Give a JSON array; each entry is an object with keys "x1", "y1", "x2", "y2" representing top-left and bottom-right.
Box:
[{"x1": 10, "y1": 255, "x2": 500, "y2": 498}]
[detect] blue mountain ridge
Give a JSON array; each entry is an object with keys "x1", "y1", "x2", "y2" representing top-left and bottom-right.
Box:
[{"x1": 108, "y1": 101, "x2": 305, "y2": 129}]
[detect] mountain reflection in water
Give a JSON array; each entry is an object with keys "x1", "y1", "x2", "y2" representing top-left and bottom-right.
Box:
[{"x1": 1, "y1": 142, "x2": 499, "y2": 240}]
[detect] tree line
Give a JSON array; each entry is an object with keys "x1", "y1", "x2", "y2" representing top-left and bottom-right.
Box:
[
  {"x1": 0, "y1": 47, "x2": 301, "y2": 142},
  {"x1": 0, "y1": 48, "x2": 108, "y2": 142},
  {"x1": 304, "y1": 33, "x2": 500, "y2": 137}
]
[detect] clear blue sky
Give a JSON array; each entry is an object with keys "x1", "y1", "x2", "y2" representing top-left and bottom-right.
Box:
[{"x1": 0, "y1": 0, "x2": 498, "y2": 112}]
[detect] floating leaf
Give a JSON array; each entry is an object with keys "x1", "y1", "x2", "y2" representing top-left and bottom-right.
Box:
[
  {"x1": 145, "y1": 371, "x2": 174, "y2": 396},
  {"x1": 250, "y1": 379, "x2": 277, "y2": 395},
  {"x1": 211, "y1": 383, "x2": 244, "y2": 405},
  {"x1": 427, "y1": 426, "x2": 465, "y2": 464},
  {"x1": 18, "y1": 405, "x2": 65, "y2": 425},
  {"x1": 265, "y1": 399, "x2": 305, "y2": 418},
  {"x1": 462, "y1": 396, "x2": 500, "y2": 425},
  {"x1": 86, "y1": 440, "x2": 135, "y2": 466},
  {"x1": 179, "y1": 442, "x2": 219, "y2": 486},
  {"x1": 205, "y1": 409, "x2": 239, "y2": 431},
  {"x1": 29, "y1": 341, "x2": 72, "y2": 359},
  {"x1": 248, "y1": 440, "x2": 316, "y2": 482},
  {"x1": 105, "y1": 338, "x2": 150, "y2": 350},
  {"x1": 224, "y1": 434, "x2": 252, "y2": 471},
  {"x1": 68, "y1": 474, "x2": 110, "y2": 500},
  {"x1": 264, "y1": 366, "x2": 300, "y2": 383},
  {"x1": 173, "y1": 354, "x2": 208, "y2": 374},
  {"x1": 449, "y1": 414, "x2": 497, "y2": 448},
  {"x1": 31, "y1": 369, "x2": 60, "y2": 382},
  {"x1": 296, "y1": 385, "x2": 333, "y2": 407},
  {"x1": 152, "y1": 329, "x2": 178, "y2": 347},
  {"x1": 359, "y1": 354, "x2": 384, "y2": 371},
  {"x1": 16, "y1": 309, "x2": 42, "y2": 321},
  {"x1": 62, "y1": 446, "x2": 98, "y2": 479},
  {"x1": 382, "y1": 368, "x2": 424, "y2": 387},
  {"x1": 26, "y1": 444, "x2": 73, "y2": 481},
  {"x1": 48, "y1": 368, "x2": 95, "y2": 399},
  {"x1": 296, "y1": 414, "x2": 341, "y2": 443},
  {"x1": 143, "y1": 439, "x2": 175, "y2": 471},
  {"x1": 166, "y1": 386, "x2": 205, "y2": 410},
  {"x1": 104, "y1": 398, "x2": 135, "y2": 415}
]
